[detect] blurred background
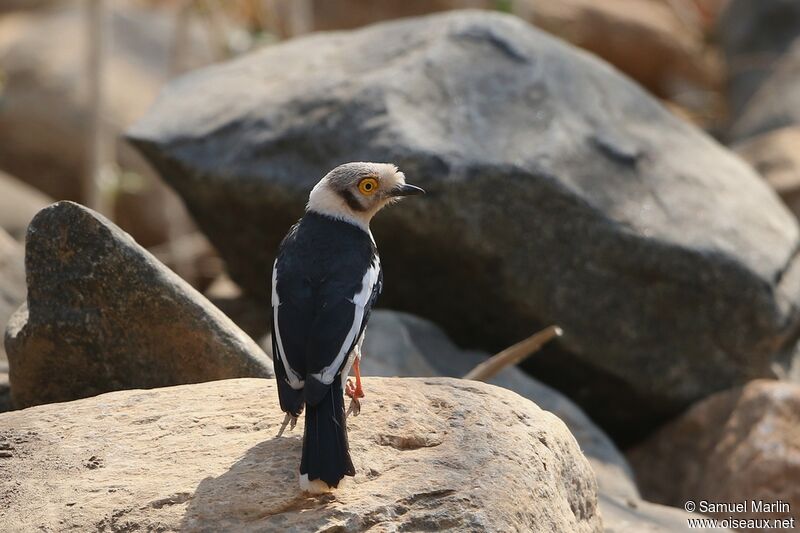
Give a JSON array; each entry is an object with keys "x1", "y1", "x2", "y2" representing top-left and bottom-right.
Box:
[
  {"x1": 2, "y1": 0, "x2": 800, "y2": 529},
  {"x1": 0, "y1": 0, "x2": 734, "y2": 290}
]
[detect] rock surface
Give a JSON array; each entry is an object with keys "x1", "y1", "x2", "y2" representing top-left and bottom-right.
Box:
[
  {"x1": 0, "y1": 229, "x2": 25, "y2": 412},
  {"x1": 734, "y1": 126, "x2": 800, "y2": 219},
  {"x1": 628, "y1": 380, "x2": 800, "y2": 524},
  {"x1": 359, "y1": 309, "x2": 638, "y2": 500},
  {"x1": 0, "y1": 171, "x2": 51, "y2": 242},
  {"x1": 4, "y1": 202, "x2": 273, "y2": 409},
  {"x1": 358, "y1": 310, "x2": 726, "y2": 532},
  {"x1": 717, "y1": 0, "x2": 800, "y2": 117},
  {"x1": 129, "y1": 10, "x2": 800, "y2": 436},
  {"x1": 0, "y1": 377, "x2": 602, "y2": 532}
]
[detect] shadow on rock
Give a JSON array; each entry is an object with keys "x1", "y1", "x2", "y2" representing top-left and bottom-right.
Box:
[{"x1": 180, "y1": 434, "x2": 341, "y2": 532}]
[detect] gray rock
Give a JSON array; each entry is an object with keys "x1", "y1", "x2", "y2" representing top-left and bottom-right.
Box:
[
  {"x1": 361, "y1": 309, "x2": 639, "y2": 501},
  {"x1": 731, "y1": 39, "x2": 800, "y2": 142},
  {"x1": 4, "y1": 201, "x2": 272, "y2": 409},
  {"x1": 128, "y1": 10, "x2": 800, "y2": 437},
  {"x1": 718, "y1": 0, "x2": 800, "y2": 117}
]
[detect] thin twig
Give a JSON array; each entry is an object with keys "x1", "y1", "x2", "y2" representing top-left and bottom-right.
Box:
[{"x1": 463, "y1": 325, "x2": 563, "y2": 382}]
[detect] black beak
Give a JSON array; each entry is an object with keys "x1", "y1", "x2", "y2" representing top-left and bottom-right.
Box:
[{"x1": 390, "y1": 183, "x2": 426, "y2": 197}]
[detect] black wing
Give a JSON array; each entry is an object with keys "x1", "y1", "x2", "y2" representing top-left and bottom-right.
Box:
[{"x1": 271, "y1": 214, "x2": 381, "y2": 410}]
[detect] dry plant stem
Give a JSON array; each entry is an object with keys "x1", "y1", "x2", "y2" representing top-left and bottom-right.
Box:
[{"x1": 463, "y1": 325, "x2": 563, "y2": 382}]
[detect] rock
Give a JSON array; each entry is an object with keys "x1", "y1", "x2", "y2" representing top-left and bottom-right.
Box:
[
  {"x1": 0, "y1": 377, "x2": 603, "y2": 532},
  {"x1": 4, "y1": 201, "x2": 273, "y2": 409},
  {"x1": 360, "y1": 309, "x2": 639, "y2": 500},
  {"x1": 734, "y1": 126, "x2": 800, "y2": 218},
  {"x1": 128, "y1": 10, "x2": 800, "y2": 438},
  {"x1": 628, "y1": 380, "x2": 800, "y2": 525},
  {"x1": 0, "y1": 1, "x2": 206, "y2": 244},
  {"x1": 357, "y1": 310, "x2": 729, "y2": 531},
  {"x1": 718, "y1": 0, "x2": 800, "y2": 117},
  {"x1": 730, "y1": 39, "x2": 800, "y2": 142},
  {"x1": 0, "y1": 171, "x2": 52, "y2": 242},
  {"x1": 0, "y1": 228, "x2": 25, "y2": 411}
]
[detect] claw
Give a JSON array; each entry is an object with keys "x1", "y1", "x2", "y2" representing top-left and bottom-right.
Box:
[
  {"x1": 276, "y1": 413, "x2": 297, "y2": 437},
  {"x1": 347, "y1": 397, "x2": 361, "y2": 417},
  {"x1": 345, "y1": 378, "x2": 357, "y2": 398}
]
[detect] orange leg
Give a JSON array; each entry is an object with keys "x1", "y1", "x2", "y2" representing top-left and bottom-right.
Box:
[
  {"x1": 345, "y1": 358, "x2": 365, "y2": 415},
  {"x1": 345, "y1": 358, "x2": 365, "y2": 398}
]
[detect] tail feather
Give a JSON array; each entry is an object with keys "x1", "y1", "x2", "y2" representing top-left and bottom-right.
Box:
[{"x1": 300, "y1": 374, "x2": 354, "y2": 490}]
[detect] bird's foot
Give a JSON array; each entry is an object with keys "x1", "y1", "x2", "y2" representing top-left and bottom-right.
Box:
[
  {"x1": 345, "y1": 378, "x2": 365, "y2": 417},
  {"x1": 276, "y1": 413, "x2": 298, "y2": 437},
  {"x1": 346, "y1": 396, "x2": 361, "y2": 417},
  {"x1": 345, "y1": 378, "x2": 365, "y2": 399}
]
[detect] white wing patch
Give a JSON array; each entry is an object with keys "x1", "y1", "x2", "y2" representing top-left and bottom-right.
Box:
[
  {"x1": 313, "y1": 256, "x2": 380, "y2": 385},
  {"x1": 272, "y1": 261, "x2": 304, "y2": 390}
]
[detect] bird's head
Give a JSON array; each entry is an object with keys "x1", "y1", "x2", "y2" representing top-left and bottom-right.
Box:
[{"x1": 306, "y1": 162, "x2": 424, "y2": 229}]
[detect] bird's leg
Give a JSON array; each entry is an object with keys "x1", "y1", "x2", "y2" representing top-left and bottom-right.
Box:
[
  {"x1": 276, "y1": 412, "x2": 298, "y2": 437},
  {"x1": 346, "y1": 356, "x2": 365, "y2": 415}
]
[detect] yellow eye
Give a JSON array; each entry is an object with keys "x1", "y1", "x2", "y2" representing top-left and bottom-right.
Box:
[{"x1": 358, "y1": 177, "x2": 378, "y2": 196}]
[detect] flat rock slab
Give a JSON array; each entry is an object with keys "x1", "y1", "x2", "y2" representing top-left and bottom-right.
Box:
[
  {"x1": 4, "y1": 202, "x2": 272, "y2": 409},
  {"x1": 0, "y1": 377, "x2": 602, "y2": 532},
  {"x1": 129, "y1": 10, "x2": 800, "y2": 436}
]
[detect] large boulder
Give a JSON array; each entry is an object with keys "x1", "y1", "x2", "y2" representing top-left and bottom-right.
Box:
[
  {"x1": 128, "y1": 11, "x2": 800, "y2": 436},
  {"x1": 628, "y1": 380, "x2": 800, "y2": 525},
  {"x1": 4, "y1": 202, "x2": 273, "y2": 409},
  {"x1": 717, "y1": 0, "x2": 800, "y2": 117},
  {"x1": 0, "y1": 377, "x2": 602, "y2": 532}
]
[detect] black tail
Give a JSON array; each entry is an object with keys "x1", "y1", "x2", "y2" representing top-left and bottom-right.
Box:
[{"x1": 300, "y1": 374, "x2": 354, "y2": 488}]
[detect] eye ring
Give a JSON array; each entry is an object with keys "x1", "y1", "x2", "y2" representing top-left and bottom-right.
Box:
[{"x1": 358, "y1": 177, "x2": 378, "y2": 196}]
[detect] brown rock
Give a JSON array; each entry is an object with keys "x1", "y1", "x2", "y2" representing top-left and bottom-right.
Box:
[
  {"x1": 628, "y1": 380, "x2": 800, "y2": 525},
  {"x1": 0, "y1": 171, "x2": 51, "y2": 242},
  {"x1": 4, "y1": 201, "x2": 273, "y2": 409},
  {"x1": 735, "y1": 126, "x2": 800, "y2": 219},
  {"x1": 0, "y1": 377, "x2": 602, "y2": 532}
]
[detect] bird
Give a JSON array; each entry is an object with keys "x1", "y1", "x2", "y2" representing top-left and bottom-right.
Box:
[{"x1": 270, "y1": 162, "x2": 425, "y2": 493}]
